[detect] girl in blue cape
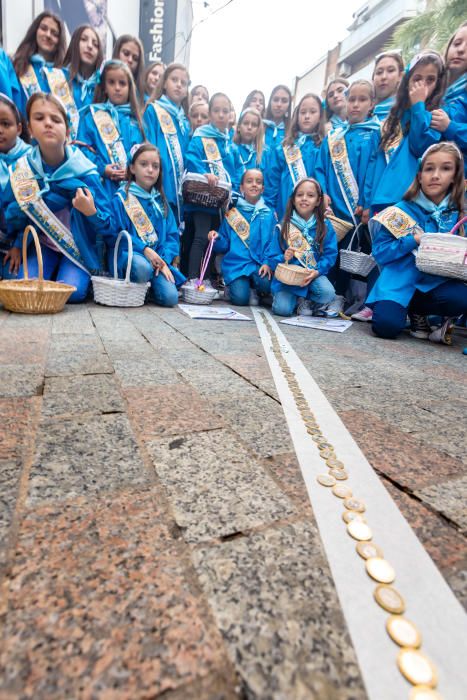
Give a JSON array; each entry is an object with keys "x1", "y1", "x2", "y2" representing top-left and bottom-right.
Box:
[
  {"x1": 242, "y1": 90, "x2": 266, "y2": 119},
  {"x1": 365, "y1": 51, "x2": 446, "y2": 215},
  {"x1": 368, "y1": 142, "x2": 467, "y2": 343},
  {"x1": 233, "y1": 108, "x2": 270, "y2": 174},
  {"x1": 267, "y1": 178, "x2": 337, "y2": 317},
  {"x1": 0, "y1": 49, "x2": 22, "y2": 107},
  {"x1": 373, "y1": 52, "x2": 404, "y2": 122},
  {"x1": 3, "y1": 93, "x2": 113, "y2": 302},
  {"x1": 184, "y1": 92, "x2": 243, "y2": 284},
  {"x1": 111, "y1": 143, "x2": 185, "y2": 307},
  {"x1": 144, "y1": 61, "x2": 165, "y2": 103},
  {"x1": 0, "y1": 95, "x2": 31, "y2": 279},
  {"x1": 112, "y1": 35, "x2": 146, "y2": 109},
  {"x1": 12, "y1": 11, "x2": 67, "y2": 117},
  {"x1": 63, "y1": 25, "x2": 103, "y2": 114},
  {"x1": 143, "y1": 63, "x2": 191, "y2": 224},
  {"x1": 207, "y1": 169, "x2": 275, "y2": 306},
  {"x1": 77, "y1": 60, "x2": 145, "y2": 198},
  {"x1": 324, "y1": 78, "x2": 348, "y2": 132},
  {"x1": 263, "y1": 85, "x2": 292, "y2": 150},
  {"x1": 265, "y1": 93, "x2": 326, "y2": 221}
]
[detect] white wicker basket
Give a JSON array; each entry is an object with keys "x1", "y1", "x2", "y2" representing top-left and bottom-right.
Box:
[
  {"x1": 181, "y1": 284, "x2": 217, "y2": 304},
  {"x1": 416, "y1": 217, "x2": 467, "y2": 281},
  {"x1": 91, "y1": 231, "x2": 149, "y2": 307},
  {"x1": 339, "y1": 224, "x2": 376, "y2": 277}
]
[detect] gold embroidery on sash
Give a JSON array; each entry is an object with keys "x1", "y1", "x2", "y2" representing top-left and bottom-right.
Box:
[
  {"x1": 121, "y1": 193, "x2": 159, "y2": 246},
  {"x1": 373, "y1": 206, "x2": 420, "y2": 239},
  {"x1": 226, "y1": 207, "x2": 250, "y2": 246},
  {"x1": 92, "y1": 108, "x2": 127, "y2": 166}
]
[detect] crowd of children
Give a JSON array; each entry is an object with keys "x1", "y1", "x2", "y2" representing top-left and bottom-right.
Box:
[{"x1": 0, "y1": 10, "x2": 466, "y2": 343}]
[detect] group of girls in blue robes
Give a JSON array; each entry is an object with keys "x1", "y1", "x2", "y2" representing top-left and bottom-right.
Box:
[{"x1": 0, "y1": 11, "x2": 465, "y2": 344}]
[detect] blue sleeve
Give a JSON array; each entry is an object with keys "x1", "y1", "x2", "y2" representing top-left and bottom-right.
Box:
[
  {"x1": 230, "y1": 144, "x2": 243, "y2": 192},
  {"x1": 358, "y1": 132, "x2": 380, "y2": 209},
  {"x1": 315, "y1": 139, "x2": 329, "y2": 196},
  {"x1": 317, "y1": 221, "x2": 338, "y2": 275},
  {"x1": 142, "y1": 104, "x2": 160, "y2": 146},
  {"x1": 185, "y1": 136, "x2": 208, "y2": 174},
  {"x1": 265, "y1": 224, "x2": 285, "y2": 269},
  {"x1": 263, "y1": 146, "x2": 284, "y2": 210},
  {"x1": 408, "y1": 102, "x2": 441, "y2": 156},
  {"x1": 259, "y1": 211, "x2": 277, "y2": 262},
  {"x1": 443, "y1": 101, "x2": 467, "y2": 150},
  {"x1": 369, "y1": 219, "x2": 419, "y2": 265},
  {"x1": 81, "y1": 172, "x2": 115, "y2": 243},
  {"x1": 213, "y1": 217, "x2": 230, "y2": 254},
  {"x1": 0, "y1": 50, "x2": 23, "y2": 109},
  {"x1": 159, "y1": 207, "x2": 180, "y2": 263},
  {"x1": 77, "y1": 111, "x2": 107, "y2": 176},
  {"x1": 363, "y1": 136, "x2": 380, "y2": 210}
]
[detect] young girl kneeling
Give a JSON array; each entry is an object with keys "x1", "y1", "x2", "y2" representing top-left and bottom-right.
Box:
[
  {"x1": 207, "y1": 169, "x2": 275, "y2": 306},
  {"x1": 268, "y1": 178, "x2": 337, "y2": 317},
  {"x1": 368, "y1": 142, "x2": 467, "y2": 342},
  {"x1": 111, "y1": 143, "x2": 185, "y2": 307}
]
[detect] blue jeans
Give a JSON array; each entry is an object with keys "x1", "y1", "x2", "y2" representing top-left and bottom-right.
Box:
[
  {"x1": 272, "y1": 275, "x2": 335, "y2": 317},
  {"x1": 372, "y1": 280, "x2": 467, "y2": 339},
  {"x1": 119, "y1": 251, "x2": 178, "y2": 307},
  {"x1": 18, "y1": 245, "x2": 90, "y2": 303},
  {"x1": 228, "y1": 271, "x2": 271, "y2": 306}
]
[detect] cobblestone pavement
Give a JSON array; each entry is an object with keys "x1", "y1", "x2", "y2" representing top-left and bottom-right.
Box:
[{"x1": 0, "y1": 302, "x2": 465, "y2": 699}]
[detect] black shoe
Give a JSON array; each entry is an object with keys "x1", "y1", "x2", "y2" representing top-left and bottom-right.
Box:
[{"x1": 409, "y1": 313, "x2": 432, "y2": 339}]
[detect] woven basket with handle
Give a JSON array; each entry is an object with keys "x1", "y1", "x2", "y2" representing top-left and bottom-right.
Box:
[
  {"x1": 339, "y1": 223, "x2": 376, "y2": 277},
  {"x1": 0, "y1": 226, "x2": 76, "y2": 314},
  {"x1": 416, "y1": 216, "x2": 467, "y2": 281},
  {"x1": 325, "y1": 213, "x2": 353, "y2": 242},
  {"x1": 91, "y1": 230, "x2": 149, "y2": 307},
  {"x1": 274, "y1": 262, "x2": 310, "y2": 286}
]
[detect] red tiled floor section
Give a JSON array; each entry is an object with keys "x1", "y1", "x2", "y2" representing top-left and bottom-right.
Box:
[
  {"x1": 0, "y1": 490, "x2": 232, "y2": 699},
  {"x1": 0, "y1": 329, "x2": 49, "y2": 365},
  {"x1": 0, "y1": 398, "x2": 38, "y2": 462},
  {"x1": 339, "y1": 409, "x2": 465, "y2": 490},
  {"x1": 215, "y1": 353, "x2": 272, "y2": 380},
  {"x1": 263, "y1": 452, "x2": 313, "y2": 515}
]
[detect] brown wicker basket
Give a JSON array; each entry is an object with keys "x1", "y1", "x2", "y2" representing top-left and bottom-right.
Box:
[
  {"x1": 326, "y1": 213, "x2": 353, "y2": 242},
  {"x1": 274, "y1": 262, "x2": 310, "y2": 286},
  {"x1": 181, "y1": 172, "x2": 231, "y2": 209},
  {"x1": 0, "y1": 226, "x2": 76, "y2": 314}
]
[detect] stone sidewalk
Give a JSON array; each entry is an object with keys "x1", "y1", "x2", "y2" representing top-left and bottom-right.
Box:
[{"x1": 0, "y1": 303, "x2": 465, "y2": 699}]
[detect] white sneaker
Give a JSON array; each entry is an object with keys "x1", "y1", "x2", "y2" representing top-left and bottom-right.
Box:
[
  {"x1": 428, "y1": 317, "x2": 455, "y2": 345},
  {"x1": 297, "y1": 298, "x2": 313, "y2": 316},
  {"x1": 249, "y1": 289, "x2": 259, "y2": 306},
  {"x1": 351, "y1": 306, "x2": 373, "y2": 322}
]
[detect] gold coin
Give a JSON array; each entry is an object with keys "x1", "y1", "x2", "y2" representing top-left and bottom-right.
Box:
[
  {"x1": 347, "y1": 520, "x2": 373, "y2": 541},
  {"x1": 311, "y1": 433, "x2": 325, "y2": 442},
  {"x1": 344, "y1": 498, "x2": 366, "y2": 513},
  {"x1": 316, "y1": 441, "x2": 333, "y2": 450},
  {"x1": 329, "y1": 469, "x2": 348, "y2": 480},
  {"x1": 317, "y1": 474, "x2": 336, "y2": 487},
  {"x1": 319, "y1": 448, "x2": 334, "y2": 460},
  {"x1": 326, "y1": 458, "x2": 345, "y2": 470},
  {"x1": 386, "y1": 616, "x2": 421, "y2": 649},
  {"x1": 308, "y1": 429, "x2": 322, "y2": 438},
  {"x1": 366, "y1": 557, "x2": 396, "y2": 584},
  {"x1": 332, "y1": 484, "x2": 352, "y2": 499},
  {"x1": 374, "y1": 585, "x2": 406, "y2": 614},
  {"x1": 397, "y1": 649, "x2": 437, "y2": 688},
  {"x1": 409, "y1": 687, "x2": 443, "y2": 700},
  {"x1": 342, "y1": 510, "x2": 366, "y2": 524},
  {"x1": 356, "y1": 541, "x2": 383, "y2": 560}
]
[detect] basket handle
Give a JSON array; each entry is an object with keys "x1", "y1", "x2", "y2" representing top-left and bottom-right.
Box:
[
  {"x1": 199, "y1": 236, "x2": 215, "y2": 285},
  {"x1": 450, "y1": 216, "x2": 467, "y2": 236},
  {"x1": 345, "y1": 222, "x2": 365, "y2": 251},
  {"x1": 113, "y1": 230, "x2": 133, "y2": 284},
  {"x1": 22, "y1": 226, "x2": 44, "y2": 290}
]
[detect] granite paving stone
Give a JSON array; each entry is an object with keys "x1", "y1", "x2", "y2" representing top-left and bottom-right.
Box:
[
  {"x1": 27, "y1": 414, "x2": 149, "y2": 505},
  {"x1": 179, "y1": 365, "x2": 254, "y2": 396},
  {"x1": 262, "y1": 452, "x2": 313, "y2": 514},
  {"x1": 215, "y1": 352, "x2": 273, "y2": 381},
  {"x1": 125, "y1": 384, "x2": 225, "y2": 440},
  {"x1": 0, "y1": 398, "x2": 36, "y2": 462},
  {"x1": 415, "y1": 475, "x2": 467, "y2": 532},
  {"x1": 0, "y1": 459, "x2": 22, "y2": 568},
  {"x1": 42, "y1": 374, "x2": 125, "y2": 418},
  {"x1": 147, "y1": 429, "x2": 295, "y2": 543},
  {"x1": 0, "y1": 490, "x2": 234, "y2": 699},
  {"x1": 192, "y1": 521, "x2": 367, "y2": 700},
  {"x1": 113, "y1": 358, "x2": 181, "y2": 387},
  {"x1": 44, "y1": 349, "x2": 113, "y2": 377},
  {"x1": 50, "y1": 306, "x2": 96, "y2": 334},
  {"x1": 0, "y1": 365, "x2": 45, "y2": 398}
]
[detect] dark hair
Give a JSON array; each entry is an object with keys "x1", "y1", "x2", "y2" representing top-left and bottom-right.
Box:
[
  {"x1": 265, "y1": 84, "x2": 292, "y2": 128},
  {"x1": 190, "y1": 84, "x2": 209, "y2": 104},
  {"x1": 373, "y1": 51, "x2": 404, "y2": 78},
  {"x1": 63, "y1": 25, "x2": 104, "y2": 85},
  {"x1": 26, "y1": 92, "x2": 69, "y2": 131},
  {"x1": 0, "y1": 93, "x2": 30, "y2": 144},
  {"x1": 94, "y1": 60, "x2": 145, "y2": 139},
  {"x1": 325, "y1": 78, "x2": 349, "y2": 120},
  {"x1": 283, "y1": 93, "x2": 326, "y2": 148},
  {"x1": 381, "y1": 51, "x2": 446, "y2": 151},
  {"x1": 242, "y1": 90, "x2": 266, "y2": 118},
  {"x1": 13, "y1": 11, "x2": 66, "y2": 76},
  {"x1": 240, "y1": 168, "x2": 264, "y2": 187},
  {"x1": 281, "y1": 178, "x2": 327, "y2": 251},
  {"x1": 444, "y1": 21, "x2": 467, "y2": 86},
  {"x1": 404, "y1": 142, "x2": 465, "y2": 223},
  {"x1": 125, "y1": 143, "x2": 168, "y2": 214},
  {"x1": 149, "y1": 62, "x2": 190, "y2": 115},
  {"x1": 112, "y1": 35, "x2": 146, "y2": 106}
]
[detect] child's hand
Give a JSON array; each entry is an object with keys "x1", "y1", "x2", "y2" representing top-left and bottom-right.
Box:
[
  {"x1": 158, "y1": 263, "x2": 175, "y2": 283},
  {"x1": 284, "y1": 248, "x2": 294, "y2": 262},
  {"x1": 354, "y1": 205, "x2": 363, "y2": 217},
  {"x1": 409, "y1": 79, "x2": 428, "y2": 105},
  {"x1": 207, "y1": 230, "x2": 218, "y2": 241},
  {"x1": 258, "y1": 264, "x2": 272, "y2": 279},
  {"x1": 361, "y1": 209, "x2": 370, "y2": 225},
  {"x1": 144, "y1": 247, "x2": 164, "y2": 269},
  {"x1": 72, "y1": 187, "x2": 97, "y2": 216},
  {"x1": 104, "y1": 164, "x2": 126, "y2": 181},
  {"x1": 430, "y1": 109, "x2": 450, "y2": 132},
  {"x1": 413, "y1": 230, "x2": 423, "y2": 245},
  {"x1": 205, "y1": 173, "x2": 219, "y2": 189},
  {"x1": 323, "y1": 194, "x2": 332, "y2": 211},
  {"x1": 3, "y1": 247, "x2": 21, "y2": 275},
  {"x1": 300, "y1": 269, "x2": 319, "y2": 286}
]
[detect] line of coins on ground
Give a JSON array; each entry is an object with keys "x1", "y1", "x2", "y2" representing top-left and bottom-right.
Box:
[{"x1": 261, "y1": 313, "x2": 442, "y2": 700}]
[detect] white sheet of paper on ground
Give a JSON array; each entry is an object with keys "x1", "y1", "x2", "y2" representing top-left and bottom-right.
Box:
[
  {"x1": 178, "y1": 304, "x2": 252, "y2": 321},
  {"x1": 280, "y1": 316, "x2": 352, "y2": 332}
]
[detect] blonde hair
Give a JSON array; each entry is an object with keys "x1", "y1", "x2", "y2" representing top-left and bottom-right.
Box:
[{"x1": 233, "y1": 108, "x2": 265, "y2": 165}]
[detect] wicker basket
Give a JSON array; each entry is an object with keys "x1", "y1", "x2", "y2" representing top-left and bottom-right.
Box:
[
  {"x1": 0, "y1": 226, "x2": 76, "y2": 314},
  {"x1": 274, "y1": 262, "x2": 310, "y2": 286},
  {"x1": 180, "y1": 236, "x2": 217, "y2": 304},
  {"x1": 416, "y1": 217, "x2": 467, "y2": 281},
  {"x1": 326, "y1": 213, "x2": 353, "y2": 242},
  {"x1": 91, "y1": 231, "x2": 149, "y2": 307},
  {"x1": 339, "y1": 224, "x2": 376, "y2": 276},
  {"x1": 181, "y1": 172, "x2": 231, "y2": 209}
]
